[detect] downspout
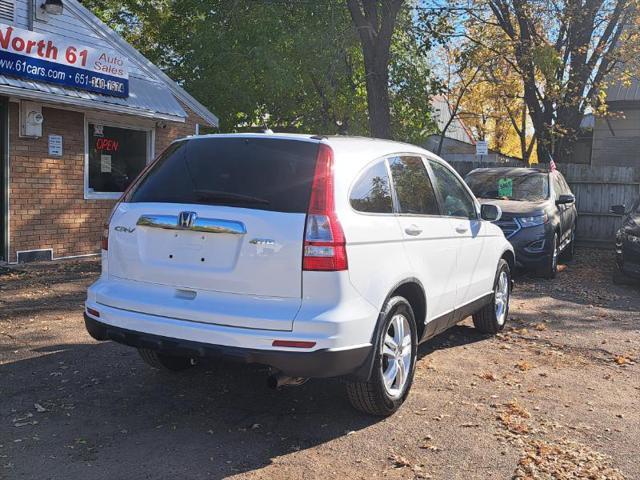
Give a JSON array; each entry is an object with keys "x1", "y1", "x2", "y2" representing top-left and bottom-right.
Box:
[
  {"x1": 28, "y1": 0, "x2": 34, "y2": 30},
  {"x1": 1, "y1": 97, "x2": 9, "y2": 262}
]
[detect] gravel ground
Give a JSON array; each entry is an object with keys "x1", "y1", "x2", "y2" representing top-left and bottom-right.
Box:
[{"x1": 0, "y1": 248, "x2": 638, "y2": 480}]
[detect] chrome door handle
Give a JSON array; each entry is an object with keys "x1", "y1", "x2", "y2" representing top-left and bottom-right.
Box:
[
  {"x1": 455, "y1": 225, "x2": 468, "y2": 234},
  {"x1": 405, "y1": 225, "x2": 422, "y2": 236}
]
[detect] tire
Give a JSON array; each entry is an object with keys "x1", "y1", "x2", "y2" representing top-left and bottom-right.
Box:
[
  {"x1": 138, "y1": 348, "x2": 195, "y2": 372},
  {"x1": 562, "y1": 225, "x2": 576, "y2": 261},
  {"x1": 346, "y1": 296, "x2": 418, "y2": 416},
  {"x1": 612, "y1": 262, "x2": 631, "y2": 285},
  {"x1": 473, "y1": 259, "x2": 511, "y2": 334},
  {"x1": 540, "y1": 233, "x2": 559, "y2": 279}
]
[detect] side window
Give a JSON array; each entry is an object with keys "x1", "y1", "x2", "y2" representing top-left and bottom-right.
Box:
[
  {"x1": 559, "y1": 174, "x2": 572, "y2": 195},
  {"x1": 349, "y1": 159, "x2": 393, "y2": 213},
  {"x1": 429, "y1": 160, "x2": 477, "y2": 219},
  {"x1": 552, "y1": 173, "x2": 564, "y2": 199},
  {"x1": 388, "y1": 156, "x2": 439, "y2": 215}
]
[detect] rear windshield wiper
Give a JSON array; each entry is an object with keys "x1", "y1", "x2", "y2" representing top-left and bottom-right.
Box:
[{"x1": 193, "y1": 190, "x2": 270, "y2": 205}]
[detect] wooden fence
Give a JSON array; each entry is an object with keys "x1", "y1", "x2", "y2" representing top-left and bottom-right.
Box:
[
  {"x1": 448, "y1": 160, "x2": 639, "y2": 245},
  {"x1": 558, "y1": 164, "x2": 640, "y2": 245}
]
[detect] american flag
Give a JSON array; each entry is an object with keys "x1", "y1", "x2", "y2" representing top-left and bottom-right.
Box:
[{"x1": 549, "y1": 157, "x2": 557, "y2": 171}]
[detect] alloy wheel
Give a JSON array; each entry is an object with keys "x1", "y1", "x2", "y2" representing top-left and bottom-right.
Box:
[
  {"x1": 494, "y1": 270, "x2": 510, "y2": 326},
  {"x1": 380, "y1": 314, "x2": 412, "y2": 399}
]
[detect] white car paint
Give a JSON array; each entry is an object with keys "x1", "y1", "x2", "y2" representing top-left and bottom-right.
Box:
[{"x1": 86, "y1": 134, "x2": 513, "y2": 360}]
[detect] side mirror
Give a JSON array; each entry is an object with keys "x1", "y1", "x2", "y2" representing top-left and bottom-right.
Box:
[
  {"x1": 556, "y1": 194, "x2": 575, "y2": 205},
  {"x1": 610, "y1": 204, "x2": 626, "y2": 216},
  {"x1": 481, "y1": 204, "x2": 502, "y2": 222}
]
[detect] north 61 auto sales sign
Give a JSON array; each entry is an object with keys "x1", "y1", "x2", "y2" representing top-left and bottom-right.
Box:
[{"x1": 0, "y1": 23, "x2": 129, "y2": 97}]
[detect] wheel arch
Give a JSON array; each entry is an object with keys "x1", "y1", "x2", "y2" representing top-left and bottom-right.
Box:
[
  {"x1": 389, "y1": 279, "x2": 427, "y2": 342},
  {"x1": 501, "y1": 248, "x2": 515, "y2": 273},
  {"x1": 351, "y1": 278, "x2": 427, "y2": 382}
]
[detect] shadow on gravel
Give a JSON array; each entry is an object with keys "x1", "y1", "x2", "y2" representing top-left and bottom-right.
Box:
[
  {"x1": 0, "y1": 322, "x2": 500, "y2": 479},
  {"x1": 1, "y1": 340, "x2": 382, "y2": 479},
  {"x1": 418, "y1": 324, "x2": 489, "y2": 361},
  {"x1": 0, "y1": 290, "x2": 87, "y2": 319}
]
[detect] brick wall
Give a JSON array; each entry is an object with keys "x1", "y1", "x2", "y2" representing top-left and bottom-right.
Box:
[
  {"x1": 155, "y1": 104, "x2": 204, "y2": 155},
  {"x1": 8, "y1": 101, "x2": 206, "y2": 262}
]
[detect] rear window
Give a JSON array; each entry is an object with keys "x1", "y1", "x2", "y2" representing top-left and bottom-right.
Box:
[{"x1": 126, "y1": 137, "x2": 320, "y2": 213}]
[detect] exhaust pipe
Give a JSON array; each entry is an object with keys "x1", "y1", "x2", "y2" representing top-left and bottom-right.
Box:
[{"x1": 267, "y1": 373, "x2": 307, "y2": 389}]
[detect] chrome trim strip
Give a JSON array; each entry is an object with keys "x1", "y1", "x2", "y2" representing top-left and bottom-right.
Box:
[{"x1": 137, "y1": 214, "x2": 246, "y2": 234}]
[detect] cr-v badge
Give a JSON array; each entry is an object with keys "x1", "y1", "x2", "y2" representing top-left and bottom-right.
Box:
[{"x1": 114, "y1": 226, "x2": 135, "y2": 233}]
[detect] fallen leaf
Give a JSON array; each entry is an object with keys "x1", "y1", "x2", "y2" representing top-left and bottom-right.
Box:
[
  {"x1": 613, "y1": 355, "x2": 632, "y2": 365},
  {"x1": 515, "y1": 361, "x2": 534, "y2": 372},
  {"x1": 389, "y1": 454, "x2": 411, "y2": 468},
  {"x1": 419, "y1": 443, "x2": 441, "y2": 452}
]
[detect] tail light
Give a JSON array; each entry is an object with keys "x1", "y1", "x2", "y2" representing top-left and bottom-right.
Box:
[{"x1": 303, "y1": 144, "x2": 348, "y2": 271}]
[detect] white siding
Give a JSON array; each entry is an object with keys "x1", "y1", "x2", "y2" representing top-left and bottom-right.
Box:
[
  {"x1": 591, "y1": 109, "x2": 640, "y2": 168},
  {"x1": 431, "y1": 96, "x2": 474, "y2": 144},
  {"x1": 0, "y1": 0, "x2": 14, "y2": 23}
]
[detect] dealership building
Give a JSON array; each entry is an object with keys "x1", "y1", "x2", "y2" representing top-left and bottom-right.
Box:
[{"x1": 0, "y1": 0, "x2": 218, "y2": 263}]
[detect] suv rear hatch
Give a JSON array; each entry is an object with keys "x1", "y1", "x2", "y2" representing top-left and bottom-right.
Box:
[{"x1": 104, "y1": 136, "x2": 320, "y2": 330}]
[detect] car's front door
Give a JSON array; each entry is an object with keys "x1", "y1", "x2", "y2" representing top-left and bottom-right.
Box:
[
  {"x1": 552, "y1": 172, "x2": 573, "y2": 247},
  {"x1": 388, "y1": 155, "x2": 458, "y2": 325},
  {"x1": 428, "y1": 159, "x2": 495, "y2": 316},
  {"x1": 557, "y1": 172, "x2": 577, "y2": 245}
]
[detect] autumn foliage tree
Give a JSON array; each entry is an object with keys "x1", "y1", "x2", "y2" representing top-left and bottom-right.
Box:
[
  {"x1": 460, "y1": 33, "x2": 538, "y2": 163},
  {"x1": 463, "y1": 0, "x2": 640, "y2": 163}
]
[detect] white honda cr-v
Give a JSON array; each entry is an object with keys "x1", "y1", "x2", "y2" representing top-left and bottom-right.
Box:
[{"x1": 85, "y1": 134, "x2": 514, "y2": 416}]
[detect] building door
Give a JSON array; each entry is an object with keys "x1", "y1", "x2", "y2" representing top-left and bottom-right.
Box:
[{"x1": 0, "y1": 96, "x2": 8, "y2": 262}]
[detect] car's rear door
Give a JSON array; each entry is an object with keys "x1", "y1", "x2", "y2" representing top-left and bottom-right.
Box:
[
  {"x1": 104, "y1": 136, "x2": 319, "y2": 330},
  {"x1": 388, "y1": 155, "x2": 459, "y2": 323}
]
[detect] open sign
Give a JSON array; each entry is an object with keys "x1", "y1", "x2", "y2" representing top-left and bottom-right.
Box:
[{"x1": 96, "y1": 137, "x2": 119, "y2": 152}]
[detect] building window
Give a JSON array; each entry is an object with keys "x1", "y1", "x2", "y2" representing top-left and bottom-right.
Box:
[{"x1": 85, "y1": 122, "x2": 152, "y2": 199}]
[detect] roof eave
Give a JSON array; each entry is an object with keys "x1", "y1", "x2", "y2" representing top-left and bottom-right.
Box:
[
  {"x1": 66, "y1": 0, "x2": 219, "y2": 128},
  {"x1": 0, "y1": 84, "x2": 186, "y2": 123}
]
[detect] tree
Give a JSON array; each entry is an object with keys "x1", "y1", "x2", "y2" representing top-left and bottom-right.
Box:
[
  {"x1": 83, "y1": 0, "x2": 439, "y2": 143},
  {"x1": 346, "y1": 0, "x2": 406, "y2": 139},
  {"x1": 465, "y1": 0, "x2": 639, "y2": 163},
  {"x1": 431, "y1": 43, "x2": 484, "y2": 156},
  {"x1": 84, "y1": 0, "x2": 370, "y2": 133},
  {"x1": 389, "y1": 8, "x2": 442, "y2": 143},
  {"x1": 459, "y1": 34, "x2": 538, "y2": 163}
]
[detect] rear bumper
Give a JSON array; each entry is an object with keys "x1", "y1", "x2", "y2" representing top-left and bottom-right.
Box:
[{"x1": 84, "y1": 313, "x2": 372, "y2": 378}]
